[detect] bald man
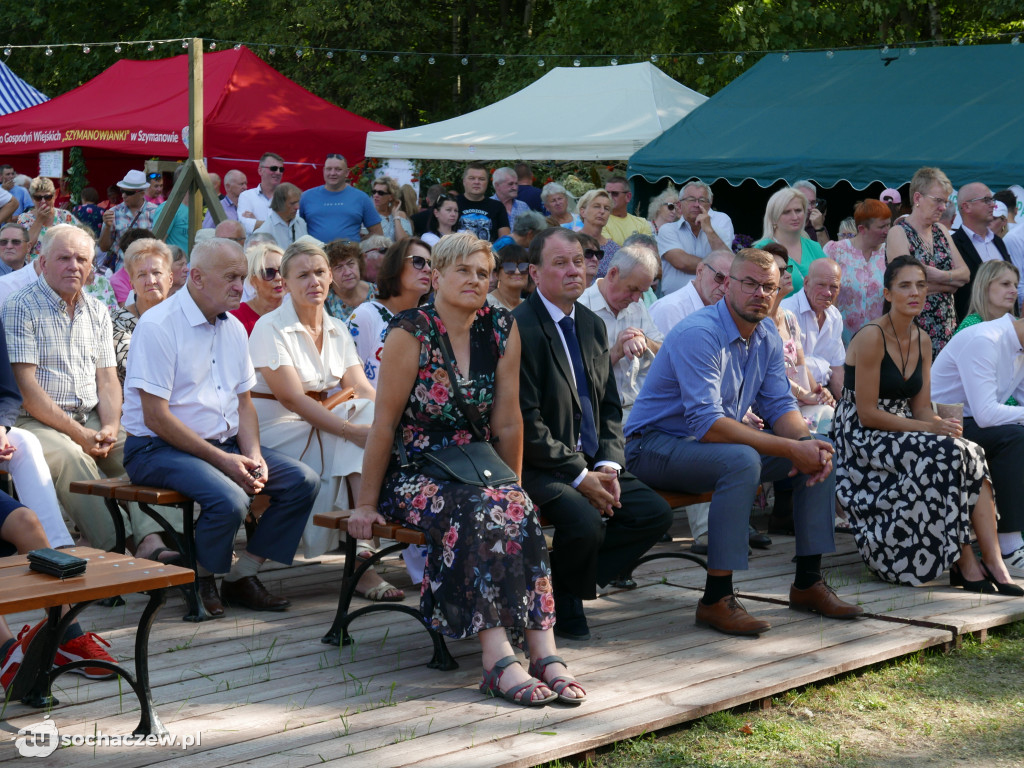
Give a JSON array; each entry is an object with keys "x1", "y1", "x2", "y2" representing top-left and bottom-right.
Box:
[
  {"x1": 122, "y1": 237, "x2": 318, "y2": 616},
  {"x1": 952, "y1": 182, "x2": 1012, "y2": 322},
  {"x1": 215, "y1": 219, "x2": 246, "y2": 247},
  {"x1": 781, "y1": 258, "x2": 845, "y2": 400},
  {"x1": 203, "y1": 169, "x2": 247, "y2": 227}
]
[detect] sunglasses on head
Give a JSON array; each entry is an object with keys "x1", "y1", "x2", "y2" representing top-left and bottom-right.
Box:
[
  {"x1": 501, "y1": 261, "x2": 530, "y2": 274},
  {"x1": 326, "y1": 153, "x2": 345, "y2": 161},
  {"x1": 261, "y1": 165, "x2": 284, "y2": 173},
  {"x1": 147, "y1": 172, "x2": 162, "y2": 180},
  {"x1": 407, "y1": 254, "x2": 432, "y2": 270},
  {"x1": 32, "y1": 194, "x2": 54, "y2": 202},
  {"x1": 583, "y1": 248, "x2": 604, "y2": 260},
  {"x1": 259, "y1": 266, "x2": 281, "y2": 281}
]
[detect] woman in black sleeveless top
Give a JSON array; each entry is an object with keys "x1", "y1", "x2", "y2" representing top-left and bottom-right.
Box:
[{"x1": 832, "y1": 257, "x2": 1019, "y2": 594}]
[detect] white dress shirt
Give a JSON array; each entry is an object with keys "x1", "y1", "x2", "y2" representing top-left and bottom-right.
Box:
[
  {"x1": 931, "y1": 314, "x2": 1024, "y2": 427},
  {"x1": 255, "y1": 210, "x2": 308, "y2": 250},
  {"x1": 579, "y1": 281, "x2": 664, "y2": 415},
  {"x1": 237, "y1": 186, "x2": 274, "y2": 235},
  {"x1": 961, "y1": 223, "x2": 1004, "y2": 263},
  {"x1": 656, "y1": 210, "x2": 734, "y2": 296},
  {"x1": 648, "y1": 281, "x2": 705, "y2": 336},
  {"x1": 780, "y1": 290, "x2": 845, "y2": 386},
  {"x1": 124, "y1": 286, "x2": 256, "y2": 441}
]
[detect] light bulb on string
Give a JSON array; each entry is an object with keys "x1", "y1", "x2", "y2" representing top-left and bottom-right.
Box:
[
  {"x1": 295, "y1": 48, "x2": 303, "y2": 58},
  {"x1": 182, "y1": 40, "x2": 189, "y2": 48},
  {"x1": 573, "y1": 58, "x2": 580, "y2": 67},
  {"x1": 537, "y1": 58, "x2": 544, "y2": 66},
  {"x1": 114, "y1": 44, "x2": 122, "y2": 53},
  {"x1": 461, "y1": 57, "x2": 468, "y2": 65},
  {"x1": 1013, "y1": 36, "x2": 1020, "y2": 45},
  {"x1": 147, "y1": 43, "x2": 154, "y2": 52},
  {"x1": 209, "y1": 42, "x2": 216, "y2": 50},
  {"x1": 269, "y1": 47, "x2": 276, "y2": 56},
  {"x1": 3, "y1": 48, "x2": 10, "y2": 57},
  {"x1": 359, "y1": 52, "x2": 367, "y2": 62},
  {"x1": 735, "y1": 54, "x2": 743, "y2": 63},
  {"x1": 697, "y1": 56, "x2": 704, "y2": 65},
  {"x1": 82, "y1": 46, "x2": 90, "y2": 54},
  {"x1": 392, "y1": 54, "x2": 400, "y2": 63},
  {"x1": 908, "y1": 46, "x2": 916, "y2": 55},
  {"x1": 498, "y1": 57, "x2": 505, "y2": 65},
  {"x1": 610, "y1": 58, "x2": 618, "y2": 65},
  {"x1": 826, "y1": 50, "x2": 834, "y2": 59},
  {"x1": 650, "y1": 54, "x2": 658, "y2": 62},
  {"x1": 781, "y1": 53, "x2": 789, "y2": 62},
  {"x1": 234, "y1": 44, "x2": 241, "y2": 50},
  {"x1": 326, "y1": 50, "x2": 333, "y2": 59},
  {"x1": 428, "y1": 56, "x2": 435, "y2": 64},
  {"x1": 45, "y1": 47, "x2": 53, "y2": 56}
]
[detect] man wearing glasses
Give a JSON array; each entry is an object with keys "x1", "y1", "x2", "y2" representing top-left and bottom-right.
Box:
[
  {"x1": 649, "y1": 249, "x2": 734, "y2": 336},
  {"x1": 238, "y1": 152, "x2": 286, "y2": 235},
  {"x1": 601, "y1": 177, "x2": 652, "y2": 247},
  {"x1": 657, "y1": 181, "x2": 734, "y2": 297},
  {"x1": 626, "y1": 248, "x2": 861, "y2": 636},
  {"x1": 952, "y1": 182, "x2": 1012, "y2": 322},
  {"x1": 300, "y1": 154, "x2": 382, "y2": 243},
  {"x1": 99, "y1": 170, "x2": 159, "y2": 272}
]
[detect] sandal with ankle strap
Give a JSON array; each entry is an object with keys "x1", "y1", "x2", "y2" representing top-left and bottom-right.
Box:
[
  {"x1": 528, "y1": 654, "x2": 587, "y2": 705},
  {"x1": 480, "y1": 655, "x2": 557, "y2": 707}
]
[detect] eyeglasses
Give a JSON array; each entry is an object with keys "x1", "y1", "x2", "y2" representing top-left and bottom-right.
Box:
[
  {"x1": 963, "y1": 195, "x2": 995, "y2": 206},
  {"x1": 731, "y1": 275, "x2": 779, "y2": 296},
  {"x1": 680, "y1": 196, "x2": 711, "y2": 205},
  {"x1": 501, "y1": 262, "x2": 530, "y2": 274},
  {"x1": 0, "y1": 238, "x2": 25, "y2": 246},
  {"x1": 703, "y1": 264, "x2": 727, "y2": 284},
  {"x1": 259, "y1": 266, "x2": 281, "y2": 281},
  {"x1": 921, "y1": 194, "x2": 949, "y2": 207},
  {"x1": 780, "y1": 263, "x2": 794, "y2": 274},
  {"x1": 607, "y1": 190, "x2": 626, "y2": 197},
  {"x1": 147, "y1": 172, "x2": 162, "y2": 180},
  {"x1": 372, "y1": 189, "x2": 389, "y2": 196},
  {"x1": 583, "y1": 248, "x2": 604, "y2": 260},
  {"x1": 261, "y1": 165, "x2": 284, "y2": 173},
  {"x1": 407, "y1": 254, "x2": 432, "y2": 270},
  {"x1": 32, "y1": 194, "x2": 54, "y2": 202}
]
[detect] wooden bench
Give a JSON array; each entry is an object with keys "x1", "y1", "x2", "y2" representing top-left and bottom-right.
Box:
[
  {"x1": 68, "y1": 479, "x2": 214, "y2": 621},
  {"x1": 0, "y1": 547, "x2": 193, "y2": 735},
  {"x1": 313, "y1": 489, "x2": 711, "y2": 669}
]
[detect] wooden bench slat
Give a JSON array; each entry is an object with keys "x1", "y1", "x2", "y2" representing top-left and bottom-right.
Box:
[
  {"x1": 68, "y1": 478, "x2": 131, "y2": 498},
  {"x1": 657, "y1": 489, "x2": 713, "y2": 508},
  {"x1": 112, "y1": 485, "x2": 193, "y2": 504},
  {"x1": 313, "y1": 510, "x2": 427, "y2": 545}
]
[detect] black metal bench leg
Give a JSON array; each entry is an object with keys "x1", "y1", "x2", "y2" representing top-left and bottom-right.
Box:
[
  {"x1": 129, "y1": 588, "x2": 170, "y2": 735},
  {"x1": 322, "y1": 534, "x2": 364, "y2": 646},
  {"x1": 137, "y1": 500, "x2": 210, "y2": 622}
]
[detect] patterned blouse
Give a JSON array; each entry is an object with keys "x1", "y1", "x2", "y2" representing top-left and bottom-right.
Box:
[{"x1": 824, "y1": 237, "x2": 887, "y2": 343}]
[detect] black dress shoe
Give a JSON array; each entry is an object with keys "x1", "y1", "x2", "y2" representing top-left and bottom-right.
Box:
[
  {"x1": 748, "y1": 525, "x2": 772, "y2": 550},
  {"x1": 220, "y1": 575, "x2": 290, "y2": 611},
  {"x1": 197, "y1": 574, "x2": 224, "y2": 617}
]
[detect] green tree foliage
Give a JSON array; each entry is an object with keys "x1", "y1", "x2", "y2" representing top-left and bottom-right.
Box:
[{"x1": 2, "y1": 1, "x2": 1019, "y2": 131}]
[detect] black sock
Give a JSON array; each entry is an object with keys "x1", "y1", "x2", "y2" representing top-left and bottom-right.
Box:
[
  {"x1": 701, "y1": 573, "x2": 733, "y2": 605},
  {"x1": 794, "y1": 555, "x2": 822, "y2": 589},
  {"x1": 61, "y1": 622, "x2": 84, "y2": 645}
]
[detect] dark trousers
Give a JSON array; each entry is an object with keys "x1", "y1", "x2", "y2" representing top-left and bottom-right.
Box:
[
  {"x1": 539, "y1": 471, "x2": 672, "y2": 601},
  {"x1": 124, "y1": 435, "x2": 319, "y2": 574},
  {"x1": 962, "y1": 418, "x2": 1024, "y2": 533}
]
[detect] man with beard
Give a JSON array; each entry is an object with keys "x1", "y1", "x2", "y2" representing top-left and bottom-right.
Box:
[{"x1": 624, "y1": 247, "x2": 861, "y2": 636}]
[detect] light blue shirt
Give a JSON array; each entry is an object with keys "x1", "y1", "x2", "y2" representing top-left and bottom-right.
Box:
[
  {"x1": 300, "y1": 185, "x2": 381, "y2": 243},
  {"x1": 625, "y1": 300, "x2": 796, "y2": 440}
]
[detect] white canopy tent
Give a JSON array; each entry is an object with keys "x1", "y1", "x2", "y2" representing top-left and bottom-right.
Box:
[{"x1": 364, "y1": 62, "x2": 706, "y2": 161}]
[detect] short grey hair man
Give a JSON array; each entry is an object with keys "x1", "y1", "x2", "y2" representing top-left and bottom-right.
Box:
[{"x1": 512, "y1": 210, "x2": 547, "y2": 238}]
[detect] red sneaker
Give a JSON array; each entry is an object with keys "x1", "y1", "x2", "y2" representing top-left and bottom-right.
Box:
[
  {"x1": 55, "y1": 632, "x2": 116, "y2": 680},
  {"x1": 1, "y1": 620, "x2": 46, "y2": 692}
]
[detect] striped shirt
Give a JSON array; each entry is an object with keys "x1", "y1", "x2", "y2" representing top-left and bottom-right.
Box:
[{"x1": 2, "y1": 278, "x2": 116, "y2": 420}]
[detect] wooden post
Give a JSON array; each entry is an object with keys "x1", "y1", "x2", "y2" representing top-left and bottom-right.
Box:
[{"x1": 152, "y1": 37, "x2": 225, "y2": 254}]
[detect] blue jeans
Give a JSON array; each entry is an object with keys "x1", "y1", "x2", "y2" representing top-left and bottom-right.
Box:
[
  {"x1": 124, "y1": 435, "x2": 319, "y2": 574},
  {"x1": 626, "y1": 430, "x2": 835, "y2": 571}
]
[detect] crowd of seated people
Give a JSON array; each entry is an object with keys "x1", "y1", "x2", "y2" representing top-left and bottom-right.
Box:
[{"x1": 2, "y1": 155, "x2": 1024, "y2": 710}]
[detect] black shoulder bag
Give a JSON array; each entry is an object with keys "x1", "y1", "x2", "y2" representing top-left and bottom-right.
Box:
[{"x1": 395, "y1": 318, "x2": 518, "y2": 488}]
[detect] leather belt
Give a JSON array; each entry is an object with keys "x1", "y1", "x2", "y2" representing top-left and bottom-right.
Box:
[
  {"x1": 250, "y1": 390, "x2": 330, "y2": 402},
  {"x1": 625, "y1": 431, "x2": 643, "y2": 444}
]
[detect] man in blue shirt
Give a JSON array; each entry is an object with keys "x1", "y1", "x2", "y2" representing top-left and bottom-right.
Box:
[
  {"x1": 0, "y1": 166, "x2": 31, "y2": 218},
  {"x1": 625, "y1": 247, "x2": 862, "y2": 636},
  {"x1": 300, "y1": 154, "x2": 383, "y2": 243}
]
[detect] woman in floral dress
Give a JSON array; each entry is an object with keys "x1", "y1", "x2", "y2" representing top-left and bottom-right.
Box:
[
  {"x1": 824, "y1": 199, "x2": 891, "y2": 343},
  {"x1": 885, "y1": 167, "x2": 969, "y2": 358},
  {"x1": 349, "y1": 232, "x2": 586, "y2": 707}
]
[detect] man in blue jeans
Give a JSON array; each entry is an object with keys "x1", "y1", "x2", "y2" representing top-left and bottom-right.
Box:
[
  {"x1": 625, "y1": 247, "x2": 862, "y2": 635},
  {"x1": 122, "y1": 237, "x2": 318, "y2": 616}
]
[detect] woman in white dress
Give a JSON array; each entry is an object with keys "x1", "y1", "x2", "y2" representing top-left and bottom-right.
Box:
[{"x1": 249, "y1": 240, "x2": 403, "y2": 601}]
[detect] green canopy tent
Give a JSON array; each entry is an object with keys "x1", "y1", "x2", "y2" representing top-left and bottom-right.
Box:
[{"x1": 628, "y1": 43, "x2": 1024, "y2": 192}]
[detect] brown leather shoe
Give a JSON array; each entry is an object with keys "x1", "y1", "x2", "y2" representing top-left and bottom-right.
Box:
[
  {"x1": 789, "y1": 581, "x2": 864, "y2": 619},
  {"x1": 695, "y1": 594, "x2": 771, "y2": 636},
  {"x1": 196, "y1": 574, "x2": 224, "y2": 617},
  {"x1": 220, "y1": 575, "x2": 290, "y2": 612}
]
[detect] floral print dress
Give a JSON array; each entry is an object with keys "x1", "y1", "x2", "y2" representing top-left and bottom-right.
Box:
[
  {"x1": 824, "y1": 238, "x2": 887, "y2": 343},
  {"x1": 378, "y1": 303, "x2": 555, "y2": 641},
  {"x1": 899, "y1": 220, "x2": 955, "y2": 357}
]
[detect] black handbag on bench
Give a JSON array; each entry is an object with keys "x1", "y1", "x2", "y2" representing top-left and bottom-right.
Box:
[{"x1": 396, "y1": 315, "x2": 518, "y2": 488}]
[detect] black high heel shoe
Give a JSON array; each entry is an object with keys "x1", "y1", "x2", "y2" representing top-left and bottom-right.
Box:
[
  {"x1": 979, "y1": 562, "x2": 1024, "y2": 597},
  {"x1": 949, "y1": 564, "x2": 996, "y2": 594}
]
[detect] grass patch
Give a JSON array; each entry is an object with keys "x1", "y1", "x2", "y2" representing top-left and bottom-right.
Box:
[{"x1": 546, "y1": 621, "x2": 1024, "y2": 768}]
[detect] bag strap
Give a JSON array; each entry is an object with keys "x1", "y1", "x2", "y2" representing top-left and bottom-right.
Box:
[{"x1": 431, "y1": 313, "x2": 488, "y2": 443}]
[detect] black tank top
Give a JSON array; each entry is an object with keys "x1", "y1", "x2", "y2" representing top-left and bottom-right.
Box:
[{"x1": 844, "y1": 323, "x2": 923, "y2": 400}]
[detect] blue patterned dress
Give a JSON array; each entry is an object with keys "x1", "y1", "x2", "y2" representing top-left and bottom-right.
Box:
[{"x1": 378, "y1": 304, "x2": 555, "y2": 640}]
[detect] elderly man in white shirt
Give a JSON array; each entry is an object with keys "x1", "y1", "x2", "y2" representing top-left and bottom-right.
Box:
[
  {"x1": 255, "y1": 183, "x2": 307, "y2": 249},
  {"x1": 932, "y1": 313, "x2": 1024, "y2": 577},
  {"x1": 780, "y1": 258, "x2": 845, "y2": 400},
  {"x1": 656, "y1": 181, "x2": 734, "y2": 296},
  {"x1": 649, "y1": 249, "x2": 734, "y2": 335},
  {"x1": 122, "y1": 237, "x2": 319, "y2": 617},
  {"x1": 578, "y1": 245, "x2": 662, "y2": 421}
]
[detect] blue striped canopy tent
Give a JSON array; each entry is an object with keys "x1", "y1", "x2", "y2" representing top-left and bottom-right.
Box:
[{"x1": 0, "y1": 59, "x2": 48, "y2": 115}]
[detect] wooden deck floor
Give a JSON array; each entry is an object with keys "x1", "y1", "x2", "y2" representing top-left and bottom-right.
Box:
[{"x1": 2, "y1": 515, "x2": 1023, "y2": 767}]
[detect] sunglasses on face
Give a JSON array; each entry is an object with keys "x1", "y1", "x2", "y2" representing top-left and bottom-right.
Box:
[
  {"x1": 0, "y1": 238, "x2": 24, "y2": 246},
  {"x1": 32, "y1": 194, "x2": 54, "y2": 202},
  {"x1": 501, "y1": 262, "x2": 530, "y2": 274},
  {"x1": 259, "y1": 266, "x2": 281, "y2": 281},
  {"x1": 122, "y1": 189, "x2": 143, "y2": 196},
  {"x1": 780, "y1": 263, "x2": 794, "y2": 274},
  {"x1": 372, "y1": 189, "x2": 389, "y2": 196},
  {"x1": 261, "y1": 165, "x2": 284, "y2": 173},
  {"x1": 584, "y1": 248, "x2": 604, "y2": 260},
  {"x1": 666, "y1": 203, "x2": 676, "y2": 211},
  {"x1": 407, "y1": 254, "x2": 431, "y2": 270}
]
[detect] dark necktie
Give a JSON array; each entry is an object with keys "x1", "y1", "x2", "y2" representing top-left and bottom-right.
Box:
[{"x1": 557, "y1": 315, "x2": 599, "y2": 457}]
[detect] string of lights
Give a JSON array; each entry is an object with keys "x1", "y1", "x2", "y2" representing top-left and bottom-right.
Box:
[{"x1": 1, "y1": 31, "x2": 1021, "y2": 65}]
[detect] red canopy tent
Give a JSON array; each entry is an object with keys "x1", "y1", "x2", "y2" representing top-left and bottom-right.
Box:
[{"x1": 0, "y1": 46, "x2": 389, "y2": 195}]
